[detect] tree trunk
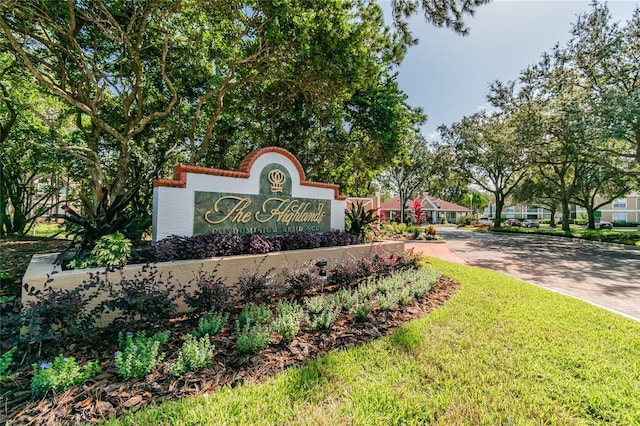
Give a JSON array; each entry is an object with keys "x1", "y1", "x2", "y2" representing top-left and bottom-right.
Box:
[
  {"x1": 494, "y1": 200, "x2": 504, "y2": 228},
  {"x1": 586, "y1": 205, "x2": 595, "y2": 229},
  {"x1": 561, "y1": 201, "x2": 571, "y2": 232}
]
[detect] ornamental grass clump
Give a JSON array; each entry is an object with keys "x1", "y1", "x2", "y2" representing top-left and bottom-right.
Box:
[
  {"x1": 31, "y1": 354, "x2": 101, "y2": 397},
  {"x1": 271, "y1": 299, "x2": 304, "y2": 341},
  {"x1": 168, "y1": 334, "x2": 215, "y2": 377},
  {"x1": 193, "y1": 311, "x2": 229, "y2": 337},
  {"x1": 114, "y1": 331, "x2": 169, "y2": 380}
]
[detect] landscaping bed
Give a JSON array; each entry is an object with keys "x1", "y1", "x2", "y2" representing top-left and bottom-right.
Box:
[
  {"x1": 1, "y1": 269, "x2": 458, "y2": 424},
  {"x1": 1, "y1": 236, "x2": 460, "y2": 424}
]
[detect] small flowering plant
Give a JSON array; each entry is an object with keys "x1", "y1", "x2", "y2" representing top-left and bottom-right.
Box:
[
  {"x1": 31, "y1": 354, "x2": 101, "y2": 397},
  {"x1": 114, "y1": 330, "x2": 169, "y2": 380},
  {"x1": 167, "y1": 334, "x2": 215, "y2": 377}
]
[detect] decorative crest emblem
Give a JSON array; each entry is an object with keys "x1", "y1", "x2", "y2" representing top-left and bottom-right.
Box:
[{"x1": 268, "y1": 168, "x2": 286, "y2": 193}]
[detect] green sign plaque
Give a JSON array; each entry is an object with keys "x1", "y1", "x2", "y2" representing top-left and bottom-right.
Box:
[{"x1": 193, "y1": 164, "x2": 332, "y2": 235}]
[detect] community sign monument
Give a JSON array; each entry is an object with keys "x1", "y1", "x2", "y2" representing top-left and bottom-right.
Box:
[{"x1": 152, "y1": 147, "x2": 347, "y2": 242}]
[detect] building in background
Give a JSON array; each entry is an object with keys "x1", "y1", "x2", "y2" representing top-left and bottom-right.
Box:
[{"x1": 380, "y1": 193, "x2": 470, "y2": 224}]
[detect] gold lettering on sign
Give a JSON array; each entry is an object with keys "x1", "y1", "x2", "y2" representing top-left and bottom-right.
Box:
[
  {"x1": 204, "y1": 196, "x2": 253, "y2": 224},
  {"x1": 204, "y1": 196, "x2": 327, "y2": 227},
  {"x1": 256, "y1": 198, "x2": 326, "y2": 225},
  {"x1": 267, "y1": 168, "x2": 286, "y2": 193}
]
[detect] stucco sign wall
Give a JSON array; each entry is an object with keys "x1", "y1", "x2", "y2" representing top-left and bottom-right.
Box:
[{"x1": 152, "y1": 147, "x2": 346, "y2": 242}]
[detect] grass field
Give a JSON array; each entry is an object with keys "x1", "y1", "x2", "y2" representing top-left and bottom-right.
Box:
[
  {"x1": 106, "y1": 259, "x2": 640, "y2": 425},
  {"x1": 493, "y1": 226, "x2": 640, "y2": 246}
]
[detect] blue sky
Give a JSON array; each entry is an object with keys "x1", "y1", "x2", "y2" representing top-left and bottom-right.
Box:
[{"x1": 381, "y1": 0, "x2": 640, "y2": 141}]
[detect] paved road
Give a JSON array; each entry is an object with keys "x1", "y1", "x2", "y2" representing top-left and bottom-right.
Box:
[{"x1": 435, "y1": 226, "x2": 640, "y2": 321}]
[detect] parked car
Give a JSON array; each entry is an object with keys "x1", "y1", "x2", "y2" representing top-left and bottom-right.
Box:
[
  {"x1": 521, "y1": 220, "x2": 540, "y2": 228},
  {"x1": 596, "y1": 221, "x2": 613, "y2": 230},
  {"x1": 503, "y1": 219, "x2": 522, "y2": 227}
]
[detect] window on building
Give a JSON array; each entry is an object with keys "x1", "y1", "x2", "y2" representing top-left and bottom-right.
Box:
[
  {"x1": 612, "y1": 198, "x2": 627, "y2": 209},
  {"x1": 612, "y1": 213, "x2": 627, "y2": 223}
]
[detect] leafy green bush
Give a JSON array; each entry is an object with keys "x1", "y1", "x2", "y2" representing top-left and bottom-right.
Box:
[
  {"x1": 307, "y1": 301, "x2": 341, "y2": 331},
  {"x1": 168, "y1": 334, "x2": 215, "y2": 377},
  {"x1": 304, "y1": 295, "x2": 330, "y2": 315},
  {"x1": 55, "y1": 186, "x2": 142, "y2": 262},
  {"x1": 194, "y1": 311, "x2": 229, "y2": 337},
  {"x1": 377, "y1": 290, "x2": 400, "y2": 311},
  {"x1": 271, "y1": 299, "x2": 303, "y2": 341},
  {"x1": 114, "y1": 331, "x2": 169, "y2": 380},
  {"x1": 332, "y1": 288, "x2": 358, "y2": 311},
  {"x1": 0, "y1": 347, "x2": 18, "y2": 383},
  {"x1": 350, "y1": 300, "x2": 372, "y2": 322},
  {"x1": 238, "y1": 303, "x2": 273, "y2": 326},
  {"x1": 235, "y1": 321, "x2": 271, "y2": 354},
  {"x1": 67, "y1": 232, "x2": 132, "y2": 269},
  {"x1": 31, "y1": 354, "x2": 101, "y2": 397}
]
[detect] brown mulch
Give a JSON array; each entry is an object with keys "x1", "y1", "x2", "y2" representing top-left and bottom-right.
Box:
[{"x1": 1, "y1": 275, "x2": 459, "y2": 425}]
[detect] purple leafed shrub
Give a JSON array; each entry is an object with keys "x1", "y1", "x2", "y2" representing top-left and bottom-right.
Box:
[
  {"x1": 153, "y1": 230, "x2": 360, "y2": 262},
  {"x1": 281, "y1": 261, "x2": 320, "y2": 299},
  {"x1": 183, "y1": 264, "x2": 230, "y2": 315},
  {"x1": 244, "y1": 234, "x2": 272, "y2": 254},
  {"x1": 21, "y1": 278, "x2": 101, "y2": 349},
  {"x1": 96, "y1": 265, "x2": 180, "y2": 332},
  {"x1": 236, "y1": 262, "x2": 276, "y2": 303}
]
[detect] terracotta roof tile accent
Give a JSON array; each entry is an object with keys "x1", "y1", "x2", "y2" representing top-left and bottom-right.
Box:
[{"x1": 153, "y1": 146, "x2": 346, "y2": 200}]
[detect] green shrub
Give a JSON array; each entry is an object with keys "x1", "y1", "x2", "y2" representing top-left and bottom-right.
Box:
[
  {"x1": 350, "y1": 300, "x2": 372, "y2": 322},
  {"x1": 68, "y1": 232, "x2": 132, "y2": 269},
  {"x1": 194, "y1": 311, "x2": 229, "y2": 337},
  {"x1": 333, "y1": 288, "x2": 358, "y2": 311},
  {"x1": 235, "y1": 321, "x2": 271, "y2": 354},
  {"x1": 304, "y1": 295, "x2": 329, "y2": 315},
  {"x1": 168, "y1": 334, "x2": 215, "y2": 377},
  {"x1": 356, "y1": 278, "x2": 378, "y2": 302},
  {"x1": 271, "y1": 299, "x2": 303, "y2": 341},
  {"x1": 377, "y1": 290, "x2": 399, "y2": 311},
  {"x1": 408, "y1": 268, "x2": 441, "y2": 298},
  {"x1": 307, "y1": 302, "x2": 341, "y2": 330},
  {"x1": 0, "y1": 347, "x2": 18, "y2": 383},
  {"x1": 31, "y1": 354, "x2": 101, "y2": 397},
  {"x1": 114, "y1": 331, "x2": 169, "y2": 380},
  {"x1": 238, "y1": 303, "x2": 273, "y2": 326},
  {"x1": 440, "y1": 216, "x2": 448, "y2": 224}
]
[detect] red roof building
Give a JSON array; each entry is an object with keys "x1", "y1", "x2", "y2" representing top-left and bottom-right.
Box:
[{"x1": 380, "y1": 193, "x2": 470, "y2": 224}]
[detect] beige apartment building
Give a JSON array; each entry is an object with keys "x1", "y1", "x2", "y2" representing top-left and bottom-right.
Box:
[{"x1": 486, "y1": 192, "x2": 640, "y2": 224}]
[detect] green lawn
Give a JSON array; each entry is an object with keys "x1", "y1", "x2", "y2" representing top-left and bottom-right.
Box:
[
  {"x1": 107, "y1": 259, "x2": 640, "y2": 425},
  {"x1": 493, "y1": 226, "x2": 640, "y2": 246},
  {"x1": 32, "y1": 223, "x2": 65, "y2": 238}
]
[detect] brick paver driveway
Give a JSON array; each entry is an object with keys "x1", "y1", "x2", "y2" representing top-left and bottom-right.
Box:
[{"x1": 435, "y1": 226, "x2": 640, "y2": 321}]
